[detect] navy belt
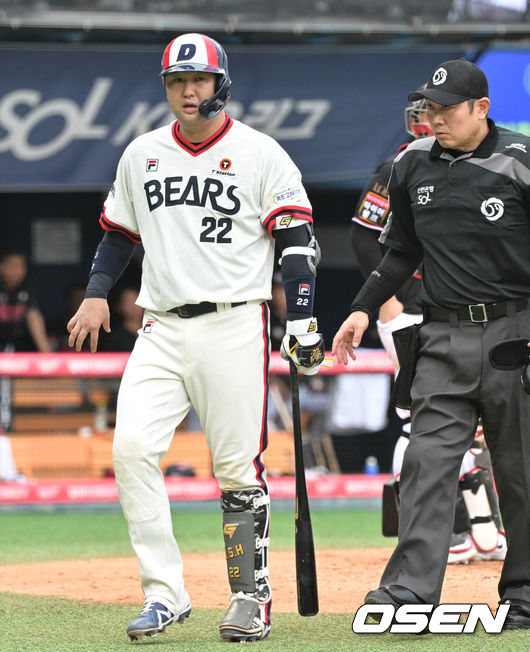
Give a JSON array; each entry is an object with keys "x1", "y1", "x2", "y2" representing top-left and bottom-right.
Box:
[
  {"x1": 423, "y1": 298, "x2": 529, "y2": 324},
  {"x1": 168, "y1": 301, "x2": 246, "y2": 318}
]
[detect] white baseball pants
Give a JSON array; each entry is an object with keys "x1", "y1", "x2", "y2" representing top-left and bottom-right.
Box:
[{"x1": 113, "y1": 300, "x2": 270, "y2": 613}]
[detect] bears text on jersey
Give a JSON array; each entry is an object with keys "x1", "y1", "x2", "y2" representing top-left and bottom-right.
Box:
[{"x1": 144, "y1": 175, "x2": 241, "y2": 215}]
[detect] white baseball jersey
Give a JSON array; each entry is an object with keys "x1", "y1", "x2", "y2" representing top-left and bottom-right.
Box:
[{"x1": 100, "y1": 115, "x2": 313, "y2": 311}]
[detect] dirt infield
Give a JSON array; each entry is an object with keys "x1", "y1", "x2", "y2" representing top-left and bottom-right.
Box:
[{"x1": 1, "y1": 548, "x2": 502, "y2": 612}]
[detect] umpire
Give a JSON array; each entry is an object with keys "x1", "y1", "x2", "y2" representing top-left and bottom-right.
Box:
[{"x1": 332, "y1": 59, "x2": 530, "y2": 629}]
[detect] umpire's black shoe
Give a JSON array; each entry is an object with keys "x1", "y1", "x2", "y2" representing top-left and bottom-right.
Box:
[
  {"x1": 364, "y1": 584, "x2": 425, "y2": 622},
  {"x1": 500, "y1": 599, "x2": 530, "y2": 630},
  {"x1": 364, "y1": 584, "x2": 430, "y2": 633}
]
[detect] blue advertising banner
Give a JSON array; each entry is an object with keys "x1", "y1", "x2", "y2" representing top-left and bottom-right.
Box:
[
  {"x1": 476, "y1": 48, "x2": 530, "y2": 135},
  {"x1": 0, "y1": 44, "x2": 464, "y2": 191}
]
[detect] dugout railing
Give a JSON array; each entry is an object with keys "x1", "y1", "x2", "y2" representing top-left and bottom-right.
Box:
[{"x1": 0, "y1": 351, "x2": 394, "y2": 482}]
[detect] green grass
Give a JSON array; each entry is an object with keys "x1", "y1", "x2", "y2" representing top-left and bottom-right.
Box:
[
  {"x1": 1, "y1": 593, "x2": 527, "y2": 652},
  {"x1": 1, "y1": 508, "x2": 524, "y2": 650},
  {"x1": 0, "y1": 508, "x2": 393, "y2": 564}
]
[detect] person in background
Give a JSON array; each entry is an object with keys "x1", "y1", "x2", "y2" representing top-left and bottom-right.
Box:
[
  {"x1": 100, "y1": 286, "x2": 144, "y2": 352},
  {"x1": 0, "y1": 249, "x2": 50, "y2": 352}
]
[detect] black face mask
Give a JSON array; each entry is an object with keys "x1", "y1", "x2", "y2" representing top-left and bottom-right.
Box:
[{"x1": 489, "y1": 338, "x2": 530, "y2": 394}]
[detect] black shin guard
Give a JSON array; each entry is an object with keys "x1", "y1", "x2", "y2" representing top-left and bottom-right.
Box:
[{"x1": 221, "y1": 488, "x2": 271, "y2": 603}]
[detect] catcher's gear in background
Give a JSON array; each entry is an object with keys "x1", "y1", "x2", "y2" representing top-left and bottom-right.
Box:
[
  {"x1": 281, "y1": 317, "x2": 324, "y2": 375},
  {"x1": 449, "y1": 438, "x2": 506, "y2": 563},
  {"x1": 160, "y1": 33, "x2": 231, "y2": 120},
  {"x1": 404, "y1": 85, "x2": 432, "y2": 138},
  {"x1": 386, "y1": 434, "x2": 506, "y2": 562},
  {"x1": 457, "y1": 468, "x2": 501, "y2": 551},
  {"x1": 220, "y1": 488, "x2": 271, "y2": 642}
]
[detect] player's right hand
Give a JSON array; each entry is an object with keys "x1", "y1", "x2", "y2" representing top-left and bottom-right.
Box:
[
  {"x1": 67, "y1": 298, "x2": 111, "y2": 353},
  {"x1": 280, "y1": 317, "x2": 325, "y2": 375},
  {"x1": 331, "y1": 310, "x2": 370, "y2": 365},
  {"x1": 281, "y1": 332, "x2": 325, "y2": 375}
]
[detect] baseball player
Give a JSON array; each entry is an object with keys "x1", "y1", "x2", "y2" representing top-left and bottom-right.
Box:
[
  {"x1": 352, "y1": 93, "x2": 506, "y2": 564},
  {"x1": 68, "y1": 33, "x2": 324, "y2": 643}
]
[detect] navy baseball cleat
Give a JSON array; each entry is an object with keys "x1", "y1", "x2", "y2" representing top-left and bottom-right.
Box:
[{"x1": 126, "y1": 600, "x2": 191, "y2": 640}]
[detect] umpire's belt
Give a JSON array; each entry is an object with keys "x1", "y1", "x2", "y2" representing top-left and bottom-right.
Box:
[
  {"x1": 423, "y1": 298, "x2": 529, "y2": 324},
  {"x1": 168, "y1": 301, "x2": 246, "y2": 318}
]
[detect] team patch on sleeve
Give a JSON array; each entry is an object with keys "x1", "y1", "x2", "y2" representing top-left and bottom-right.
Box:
[
  {"x1": 355, "y1": 191, "x2": 390, "y2": 229},
  {"x1": 273, "y1": 186, "x2": 304, "y2": 204}
]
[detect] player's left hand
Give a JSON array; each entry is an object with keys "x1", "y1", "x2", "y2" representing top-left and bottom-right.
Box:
[
  {"x1": 280, "y1": 318, "x2": 325, "y2": 375},
  {"x1": 67, "y1": 298, "x2": 111, "y2": 353}
]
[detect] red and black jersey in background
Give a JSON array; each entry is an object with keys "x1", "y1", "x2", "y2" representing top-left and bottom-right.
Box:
[{"x1": 351, "y1": 143, "x2": 422, "y2": 315}]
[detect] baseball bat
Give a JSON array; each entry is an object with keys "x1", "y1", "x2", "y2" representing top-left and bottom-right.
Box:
[{"x1": 289, "y1": 360, "x2": 319, "y2": 616}]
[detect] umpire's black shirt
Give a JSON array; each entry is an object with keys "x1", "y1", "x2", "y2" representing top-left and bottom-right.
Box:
[{"x1": 385, "y1": 119, "x2": 530, "y2": 308}]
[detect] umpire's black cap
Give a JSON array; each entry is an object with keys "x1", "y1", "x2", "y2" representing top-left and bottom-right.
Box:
[{"x1": 409, "y1": 59, "x2": 489, "y2": 106}]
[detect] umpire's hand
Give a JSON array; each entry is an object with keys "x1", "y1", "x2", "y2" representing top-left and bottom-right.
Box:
[
  {"x1": 67, "y1": 298, "x2": 111, "y2": 353},
  {"x1": 331, "y1": 310, "x2": 370, "y2": 365}
]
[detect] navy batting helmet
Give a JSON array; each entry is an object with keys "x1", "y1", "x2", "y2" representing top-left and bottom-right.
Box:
[{"x1": 160, "y1": 33, "x2": 231, "y2": 120}]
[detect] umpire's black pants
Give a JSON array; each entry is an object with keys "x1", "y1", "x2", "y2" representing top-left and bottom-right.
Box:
[{"x1": 379, "y1": 303, "x2": 530, "y2": 605}]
